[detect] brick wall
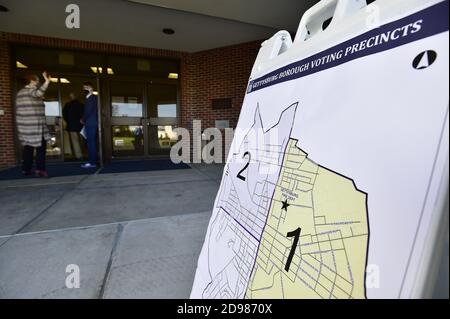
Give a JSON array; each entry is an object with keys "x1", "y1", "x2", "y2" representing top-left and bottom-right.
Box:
[
  {"x1": 183, "y1": 41, "x2": 260, "y2": 161},
  {"x1": 0, "y1": 33, "x2": 15, "y2": 168},
  {"x1": 183, "y1": 41, "x2": 260, "y2": 130},
  {"x1": 0, "y1": 32, "x2": 261, "y2": 167}
]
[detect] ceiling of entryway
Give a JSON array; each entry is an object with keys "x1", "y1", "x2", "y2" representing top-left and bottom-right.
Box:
[{"x1": 0, "y1": 0, "x2": 318, "y2": 52}]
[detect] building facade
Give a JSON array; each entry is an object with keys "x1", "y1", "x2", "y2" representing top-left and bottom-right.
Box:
[{"x1": 0, "y1": 32, "x2": 260, "y2": 168}]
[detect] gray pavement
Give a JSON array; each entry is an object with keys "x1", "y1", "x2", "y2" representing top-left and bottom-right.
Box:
[
  {"x1": 0, "y1": 163, "x2": 223, "y2": 298},
  {"x1": 0, "y1": 224, "x2": 117, "y2": 298},
  {"x1": 102, "y1": 213, "x2": 209, "y2": 299},
  {"x1": 0, "y1": 183, "x2": 76, "y2": 235}
]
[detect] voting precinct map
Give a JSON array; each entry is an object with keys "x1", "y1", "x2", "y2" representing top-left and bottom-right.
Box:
[{"x1": 191, "y1": 1, "x2": 449, "y2": 299}]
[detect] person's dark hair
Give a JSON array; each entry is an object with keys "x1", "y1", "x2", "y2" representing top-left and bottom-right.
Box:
[
  {"x1": 83, "y1": 81, "x2": 94, "y2": 88},
  {"x1": 24, "y1": 74, "x2": 39, "y2": 85}
]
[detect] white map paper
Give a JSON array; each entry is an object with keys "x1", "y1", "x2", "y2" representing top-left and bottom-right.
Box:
[{"x1": 191, "y1": 1, "x2": 449, "y2": 299}]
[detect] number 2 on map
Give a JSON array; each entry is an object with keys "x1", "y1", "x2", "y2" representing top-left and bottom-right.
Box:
[
  {"x1": 285, "y1": 227, "x2": 301, "y2": 272},
  {"x1": 237, "y1": 151, "x2": 251, "y2": 181}
]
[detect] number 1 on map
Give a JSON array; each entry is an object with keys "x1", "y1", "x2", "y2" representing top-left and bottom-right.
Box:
[{"x1": 285, "y1": 227, "x2": 301, "y2": 272}]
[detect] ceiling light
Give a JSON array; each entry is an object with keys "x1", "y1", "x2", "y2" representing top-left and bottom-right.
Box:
[
  {"x1": 93, "y1": 91, "x2": 98, "y2": 95},
  {"x1": 50, "y1": 77, "x2": 59, "y2": 83},
  {"x1": 162, "y1": 28, "x2": 175, "y2": 35},
  {"x1": 90, "y1": 66, "x2": 103, "y2": 74},
  {"x1": 16, "y1": 61, "x2": 28, "y2": 69},
  {"x1": 60, "y1": 78, "x2": 70, "y2": 84},
  {"x1": 107, "y1": 68, "x2": 114, "y2": 75},
  {"x1": 168, "y1": 73, "x2": 178, "y2": 79}
]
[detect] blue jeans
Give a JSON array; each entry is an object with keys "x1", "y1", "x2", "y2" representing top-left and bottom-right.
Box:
[{"x1": 85, "y1": 126, "x2": 97, "y2": 165}]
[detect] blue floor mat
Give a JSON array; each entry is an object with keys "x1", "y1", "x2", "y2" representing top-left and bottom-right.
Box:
[
  {"x1": 99, "y1": 159, "x2": 190, "y2": 174},
  {"x1": 0, "y1": 163, "x2": 97, "y2": 180},
  {"x1": 0, "y1": 159, "x2": 190, "y2": 181}
]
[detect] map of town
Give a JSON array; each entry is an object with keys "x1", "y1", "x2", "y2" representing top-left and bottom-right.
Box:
[
  {"x1": 246, "y1": 139, "x2": 369, "y2": 299},
  {"x1": 191, "y1": 102, "x2": 369, "y2": 299}
]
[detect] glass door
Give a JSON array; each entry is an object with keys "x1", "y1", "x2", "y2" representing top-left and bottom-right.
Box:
[
  {"x1": 105, "y1": 80, "x2": 179, "y2": 159},
  {"x1": 146, "y1": 83, "x2": 179, "y2": 155},
  {"x1": 14, "y1": 74, "x2": 64, "y2": 162},
  {"x1": 59, "y1": 75, "x2": 98, "y2": 161},
  {"x1": 14, "y1": 73, "x2": 100, "y2": 162},
  {"x1": 109, "y1": 81, "x2": 145, "y2": 157},
  {"x1": 43, "y1": 82, "x2": 63, "y2": 161}
]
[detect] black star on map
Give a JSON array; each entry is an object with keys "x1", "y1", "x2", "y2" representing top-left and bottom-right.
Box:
[{"x1": 281, "y1": 199, "x2": 290, "y2": 211}]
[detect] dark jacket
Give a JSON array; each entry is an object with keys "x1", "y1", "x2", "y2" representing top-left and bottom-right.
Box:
[
  {"x1": 83, "y1": 94, "x2": 98, "y2": 127},
  {"x1": 63, "y1": 99, "x2": 84, "y2": 132}
]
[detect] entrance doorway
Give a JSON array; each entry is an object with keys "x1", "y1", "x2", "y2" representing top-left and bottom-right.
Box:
[
  {"x1": 106, "y1": 79, "x2": 179, "y2": 159},
  {"x1": 13, "y1": 46, "x2": 180, "y2": 165},
  {"x1": 13, "y1": 72, "x2": 98, "y2": 163},
  {"x1": 59, "y1": 75, "x2": 99, "y2": 162}
]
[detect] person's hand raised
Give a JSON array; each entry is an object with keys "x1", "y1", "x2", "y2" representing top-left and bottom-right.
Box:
[{"x1": 42, "y1": 71, "x2": 51, "y2": 83}]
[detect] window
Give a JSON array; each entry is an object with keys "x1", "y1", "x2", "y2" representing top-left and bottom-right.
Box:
[{"x1": 157, "y1": 103, "x2": 177, "y2": 118}]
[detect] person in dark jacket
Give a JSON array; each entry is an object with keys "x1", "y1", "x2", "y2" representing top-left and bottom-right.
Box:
[
  {"x1": 80, "y1": 82, "x2": 98, "y2": 168},
  {"x1": 63, "y1": 92, "x2": 84, "y2": 160}
]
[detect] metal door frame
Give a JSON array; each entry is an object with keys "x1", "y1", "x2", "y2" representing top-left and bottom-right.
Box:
[{"x1": 104, "y1": 75, "x2": 180, "y2": 161}]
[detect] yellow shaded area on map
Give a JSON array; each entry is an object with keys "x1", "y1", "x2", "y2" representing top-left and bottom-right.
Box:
[{"x1": 246, "y1": 139, "x2": 369, "y2": 299}]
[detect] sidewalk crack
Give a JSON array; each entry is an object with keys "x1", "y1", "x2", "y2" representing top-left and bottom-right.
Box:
[{"x1": 98, "y1": 223, "x2": 124, "y2": 299}]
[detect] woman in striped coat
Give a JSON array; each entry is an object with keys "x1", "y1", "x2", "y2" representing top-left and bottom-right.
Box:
[{"x1": 15, "y1": 72, "x2": 52, "y2": 177}]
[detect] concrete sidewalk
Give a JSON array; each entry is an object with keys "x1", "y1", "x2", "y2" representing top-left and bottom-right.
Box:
[{"x1": 0, "y1": 163, "x2": 223, "y2": 298}]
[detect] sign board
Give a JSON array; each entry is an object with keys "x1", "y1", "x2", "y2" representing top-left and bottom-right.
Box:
[{"x1": 191, "y1": 0, "x2": 449, "y2": 299}]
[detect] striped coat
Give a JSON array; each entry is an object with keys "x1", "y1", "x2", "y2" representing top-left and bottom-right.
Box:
[{"x1": 15, "y1": 82, "x2": 51, "y2": 147}]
